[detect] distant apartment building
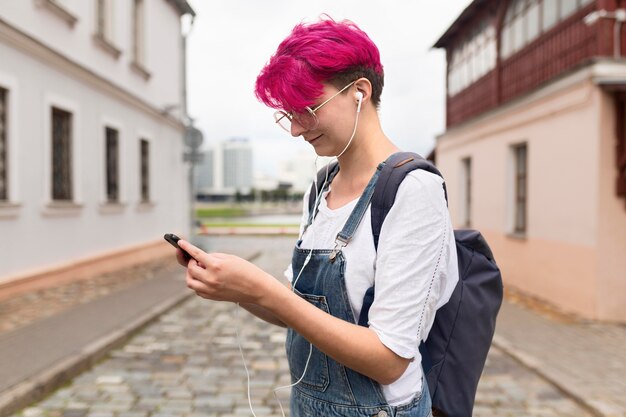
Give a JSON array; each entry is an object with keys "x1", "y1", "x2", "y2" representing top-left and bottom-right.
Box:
[
  {"x1": 196, "y1": 138, "x2": 253, "y2": 198},
  {"x1": 0, "y1": 1, "x2": 195, "y2": 285},
  {"x1": 434, "y1": 0, "x2": 626, "y2": 321},
  {"x1": 195, "y1": 147, "x2": 214, "y2": 192},
  {"x1": 223, "y1": 138, "x2": 253, "y2": 193}
]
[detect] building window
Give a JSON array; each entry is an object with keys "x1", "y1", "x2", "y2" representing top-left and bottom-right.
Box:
[
  {"x1": 0, "y1": 87, "x2": 7, "y2": 201},
  {"x1": 448, "y1": 18, "x2": 497, "y2": 96},
  {"x1": 139, "y1": 139, "x2": 149, "y2": 202},
  {"x1": 132, "y1": 0, "x2": 145, "y2": 65},
  {"x1": 560, "y1": 0, "x2": 578, "y2": 19},
  {"x1": 35, "y1": 0, "x2": 78, "y2": 28},
  {"x1": 105, "y1": 127, "x2": 119, "y2": 203},
  {"x1": 51, "y1": 107, "x2": 73, "y2": 201},
  {"x1": 461, "y1": 157, "x2": 472, "y2": 227},
  {"x1": 93, "y1": 0, "x2": 121, "y2": 58},
  {"x1": 616, "y1": 95, "x2": 626, "y2": 201},
  {"x1": 542, "y1": 0, "x2": 559, "y2": 31},
  {"x1": 96, "y1": 0, "x2": 111, "y2": 40},
  {"x1": 501, "y1": 0, "x2": 593, "y2": 60},
  {"x1": 512, "y1": 143, "x2": 528, "y2": 234}
]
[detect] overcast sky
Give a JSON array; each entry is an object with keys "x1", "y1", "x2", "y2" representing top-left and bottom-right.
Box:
[{"x1": 186, "y1": 0, "x2": 472, "y2": 177}]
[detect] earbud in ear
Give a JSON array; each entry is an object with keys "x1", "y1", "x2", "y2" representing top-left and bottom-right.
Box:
[{"x1": 355, "y1": 91, "x2": 363, "y2": 113}]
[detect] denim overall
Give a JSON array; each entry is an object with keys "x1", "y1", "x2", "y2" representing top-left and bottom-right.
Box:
[{"x1": 287, "y1": 161, "x2": 433, "y2": 417}]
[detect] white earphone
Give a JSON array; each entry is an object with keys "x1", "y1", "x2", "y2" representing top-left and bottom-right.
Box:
[{"x1": 355, "y1": 91, "x2": 363, "y2": 113}]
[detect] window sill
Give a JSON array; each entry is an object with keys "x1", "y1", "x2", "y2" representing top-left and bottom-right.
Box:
[
  {"x1": 136, "y1": 201, "x2": 155, "y2": 212},
  {"x1": 92, "y1": 33, "x2": 121, "y2": 60},
  {"x1": 36, "y1": 0, "x2": 78, "y2": 28},
  {"x1": 42, "y1": 201, "x2": 84, "y2": 217},
  {"x1": 130, "y1": 61, "x2": 151, "y2": 81},
  {"x1": 0, "y1": 202, "x2": 22, "y2": 218},
  {"x1": 506, "y1": 232, "x2": 527, "y2": 241},
  {"x1": 99, "y1": 202, "x2": 127, "y2": 215}
]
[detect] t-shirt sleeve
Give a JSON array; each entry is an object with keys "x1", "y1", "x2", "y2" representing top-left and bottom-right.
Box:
[
  {"x1": 368, "y1": 170, "x2": 453, "y2": 359},
  {"x1": 284, "y1": 185, "x2": 312, "y2": 283}
]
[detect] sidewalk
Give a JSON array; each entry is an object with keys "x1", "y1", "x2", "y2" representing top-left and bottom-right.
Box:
[{"x1": 493, "y1": 299, "x2": 626, "y2": 417}]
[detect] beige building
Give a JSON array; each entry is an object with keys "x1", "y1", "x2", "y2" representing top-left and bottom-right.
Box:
[{"x1": 434, "y1": 0, "x2": 626, "y2": 322}]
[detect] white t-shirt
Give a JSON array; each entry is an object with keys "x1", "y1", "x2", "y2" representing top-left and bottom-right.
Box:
[{"x1": 284, "y1": 169, "x2": 459, "y2": 406}]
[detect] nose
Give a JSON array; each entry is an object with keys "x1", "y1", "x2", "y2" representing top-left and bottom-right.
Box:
[{"x1": 290, "y1": 119, "x2": 307, "y2": 138}]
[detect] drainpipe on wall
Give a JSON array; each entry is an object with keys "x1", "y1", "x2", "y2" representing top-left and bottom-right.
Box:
[
  {"x1": 181, "y1": 13, "x2": 204, "y2": 240},
  {"x1": 583, "y1": 8, "x2": 626, "y2": 59}
]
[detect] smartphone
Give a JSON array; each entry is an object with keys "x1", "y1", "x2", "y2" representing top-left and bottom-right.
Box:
[{"x1": 163, "y1": 233, "x2": 195, "y2": 262}]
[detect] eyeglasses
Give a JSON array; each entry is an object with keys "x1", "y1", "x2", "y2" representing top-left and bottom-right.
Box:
[{"x1": 273, "y1": 81, "x2": 356, "y2": 133}]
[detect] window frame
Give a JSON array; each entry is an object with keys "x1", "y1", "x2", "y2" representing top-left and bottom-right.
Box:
[
  {"x1": 447, "y1": 16, "x2": 497, "y2": 96},
  {"x1": 0, "y1": 87, "x2": 8, "y2": 203},
  {"x1": 93, "y1": 0, "x2": 121, "y2": 59},
  {"x1": 511, "y1": 143, "x2": 528, "y2": 236},
  {"x1": 0, "y1": 74, "x2": 21, "y2": 216},
  {"x1": 132, "y1": 0, "x2": 145, "y2": 65},
  {"x1": 460, "y1": 157, "x2": 472, "y2": 228},
  {"x1": 139, "y1": 137, "x2": 151, "y2": 204},
  {"x1": 501, "y1": 0, "x2": 593, "y2": 60},
  {"x1": 51, "y1": 106, "x2": 73, "y2": 202},
  {"x1": 105, "y1": 126, "x2": 120, "y2": 204},
  {"x1": 43, "y1": 94, "x2": 82, "y2": 213}
]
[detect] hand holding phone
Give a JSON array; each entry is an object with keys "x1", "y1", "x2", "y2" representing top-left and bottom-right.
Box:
[{"x1": 164, "y1": 233, "x2": 195, "y2": 262}]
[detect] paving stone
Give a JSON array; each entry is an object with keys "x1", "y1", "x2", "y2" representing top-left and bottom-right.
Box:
[{"x1": 21, "y1": 408, "x2": 44, "y2": 417}]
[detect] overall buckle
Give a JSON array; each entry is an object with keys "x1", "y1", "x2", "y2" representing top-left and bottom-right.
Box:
[{"x1": 329, "y1": 236, "x2": 348, "y2": 263}]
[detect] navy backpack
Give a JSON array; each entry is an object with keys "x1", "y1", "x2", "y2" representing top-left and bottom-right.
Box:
[{"x1": 308, "y1": 152, "x2": 503, "y2": 417}]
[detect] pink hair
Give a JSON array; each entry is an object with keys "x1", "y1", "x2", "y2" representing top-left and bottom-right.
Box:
[{"x1": 255, "y1": 17, "x2": 384, "y2": 113}]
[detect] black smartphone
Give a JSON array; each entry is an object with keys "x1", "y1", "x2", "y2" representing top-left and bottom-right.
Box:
[{"x1": 164, "y1": 233, "x2": 195, "y2": 262}]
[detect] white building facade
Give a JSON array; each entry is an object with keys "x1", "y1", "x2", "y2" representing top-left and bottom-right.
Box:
[{"x1": 0, "y1": 0, "x2": 195, "y2": 285}]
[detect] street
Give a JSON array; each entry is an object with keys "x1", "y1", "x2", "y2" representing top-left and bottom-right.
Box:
[{"x1": 10, "y1": 236, "x2": 593, "y2": 417}]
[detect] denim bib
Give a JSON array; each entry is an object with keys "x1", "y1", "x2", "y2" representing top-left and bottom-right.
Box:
[{"x1": 287, "y1": 161, "x2": 432, "y2": 417}]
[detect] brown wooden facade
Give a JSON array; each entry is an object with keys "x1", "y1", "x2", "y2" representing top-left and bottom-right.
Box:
[
  {"x1": 436, "y1": 0, "x2": 626, "y2": 205},
  {"x1": 434, "y1": 0, "x2": 611, "y2": 127}
]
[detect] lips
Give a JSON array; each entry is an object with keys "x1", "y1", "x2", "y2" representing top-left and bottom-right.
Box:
[{"x1": 306, "y1": 134, "x2": 323, "y2": 144}]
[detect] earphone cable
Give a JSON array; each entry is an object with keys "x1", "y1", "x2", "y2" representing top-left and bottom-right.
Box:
[{"x1": 234, "y1": 303, "x2": 259, "y2": 417}]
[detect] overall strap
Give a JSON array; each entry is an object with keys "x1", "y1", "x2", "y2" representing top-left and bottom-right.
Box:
[{"x1": 329, "y1": 161, "x2": 385, "y2": 262}]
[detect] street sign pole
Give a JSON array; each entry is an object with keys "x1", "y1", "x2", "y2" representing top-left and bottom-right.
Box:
[{"x1": 184, "y1": 125, "x2": 204, "y2": 240}]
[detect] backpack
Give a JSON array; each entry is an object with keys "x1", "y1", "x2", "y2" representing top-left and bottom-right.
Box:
[{"x1": 308, "y1": 152, "x2": 503, "y2": 417}]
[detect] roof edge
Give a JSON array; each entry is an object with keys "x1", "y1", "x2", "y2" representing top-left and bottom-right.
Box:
[
  {"x1": 167, "y1": 0, "x2": 196, "y2": 17},
  {"x1": 433, "y1": 0, "x2": 484, "y2": 49}
]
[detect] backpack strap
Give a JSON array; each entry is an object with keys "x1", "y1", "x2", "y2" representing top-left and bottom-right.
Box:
[
  {"x1": 358, "y1": 151, "x2": 448, "y2": 327},
  {"x1": 306, "y1": 161, "x2": 340, "y2": 234},
  {"x1": 370, "y1": 152, "x2": 447, "y2": 250}
]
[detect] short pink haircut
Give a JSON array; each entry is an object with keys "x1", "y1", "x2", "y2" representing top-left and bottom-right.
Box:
[{"x1": 255, "y1": 17, "x2": 384, "y2": 113}]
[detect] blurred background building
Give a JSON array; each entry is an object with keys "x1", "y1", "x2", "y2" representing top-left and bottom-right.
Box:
[
  {"x1": 434, "y1": 0, "x2": 626, "y2": 321},
  {"x1": 0, "y1": 0, "x2": 195, "y2": 286},
  {"x1": 277, "y1": 150, "x2": 324, "y2": 194},
  {"x1": 195, "y1": 138, "x2": 253, "y2": 200},
  {"x1": 223, "y1": 138, "x2": 253, "y2": 194}
]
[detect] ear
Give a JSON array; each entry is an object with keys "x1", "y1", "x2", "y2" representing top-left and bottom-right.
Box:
[{"x1": 353, "y1": 78, "x2": 372, "y2": 105}]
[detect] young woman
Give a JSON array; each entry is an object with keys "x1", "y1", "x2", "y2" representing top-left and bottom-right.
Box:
[{"x1": 177, "y1": 17, "x2": 458, "y2": 417}]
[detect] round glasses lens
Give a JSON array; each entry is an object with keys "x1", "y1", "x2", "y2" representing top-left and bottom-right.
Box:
[
  {"x1": 274, "y1": 112, "x2": 292, "y2": 132},
  {"x1": 293, "y1": 108, "x2": 318, "y2": 130}
]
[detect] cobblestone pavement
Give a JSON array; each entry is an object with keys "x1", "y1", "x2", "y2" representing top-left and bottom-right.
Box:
[{"x1": 11, "y1": 236, "x2": 594, "y2": 417}]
